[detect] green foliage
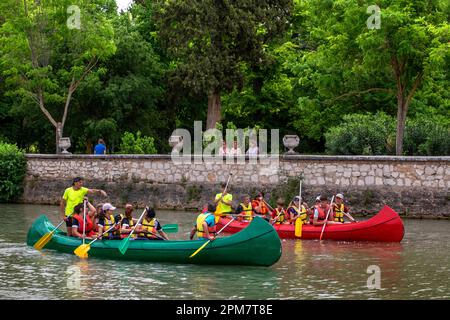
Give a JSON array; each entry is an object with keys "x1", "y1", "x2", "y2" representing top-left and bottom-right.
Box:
[
  {"x1": 118, "y1": 131, "x2": 157, "y2": 154},
  {"x1": 325, "y1": 113, "x2": 450, "y2": 156},
  {"x1": 325, "y1": 113, "x2": 396, "y2": 155},
  {"x1": 0, "y1": 142, "x2": 27, "y2": 202}
]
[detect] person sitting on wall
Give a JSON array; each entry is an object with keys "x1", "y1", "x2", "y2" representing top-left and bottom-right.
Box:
[
  {"x1": 332, "y1": 193, "x2": 357, "y2": 223},
  {"x1": 190, "y1": 203, "x2": 217, "y2": 241},
  {"x1": 94, "y1": 138, "x2": 106, "y2": 155},
  {"x1": 136, "y1": 207, "x2": 169, "y2": 240}
]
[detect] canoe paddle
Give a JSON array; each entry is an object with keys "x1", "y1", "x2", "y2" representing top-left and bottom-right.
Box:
[
  {"x1": 295, "y1": 174, "x2": 304, "y2": 238},
  {"x1": 74, "y1": 222, "x2": 177, "y2": 258},
  {"x1": 319, "y1": 195, "x2": 335, "y2": 241},
  {"x1": 189, "y1": 216, "x2": 237, "y2": 259},
  {"x1": 33, "y1": 212, "x2": 74, "y2": 250},
  {"x1": 74, "y1": 219, "x2": 122, "y2": 258},
  {"x1": 118, "y1": 208, "x2": 147, "y2": 255}
]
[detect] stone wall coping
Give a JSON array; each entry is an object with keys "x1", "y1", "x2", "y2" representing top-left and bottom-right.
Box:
[{"x1": 25, "y1": 154, "x2": 450, "y2": 162}]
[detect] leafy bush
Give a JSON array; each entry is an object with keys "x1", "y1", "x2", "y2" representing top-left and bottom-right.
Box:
[
  {"x1": 325, "y1": 112, "x2": 396, "y2": 155},
  {"x1": 118, "y1": 131, "x2": 157, "y2": 154},
  {"x1": 0, "y1": 142, "x2": 27, "y2": 202},
  {"x1": 404, "y1": 119, "x2": 450, "y2": 156},
  {"x1": 325, "y1": 113, "x2": 450, "y2": 156}
]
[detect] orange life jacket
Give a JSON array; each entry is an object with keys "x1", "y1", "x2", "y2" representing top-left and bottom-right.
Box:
[
  {"x1": 252, "y1": 199, "x2": 268, "y2": 215},
  {"x1": 72, "y1": 214, "x2": 96, "y2": 237},
  {"x1": 310, "y1": 205, "x2": 330, "y2": 224}
]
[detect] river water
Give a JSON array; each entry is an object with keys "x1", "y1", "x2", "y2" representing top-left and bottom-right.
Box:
[{"x1": 0, "y1": 204, "x2": 449, "y2": 300}]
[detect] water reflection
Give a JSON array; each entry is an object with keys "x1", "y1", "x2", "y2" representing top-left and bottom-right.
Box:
[{"x1": 1, "y1": 204, "x2": 449, "y2": 299}]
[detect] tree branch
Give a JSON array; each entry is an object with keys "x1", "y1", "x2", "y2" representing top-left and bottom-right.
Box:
[
  {"x1": 330, "y1": 88, "x2": 393, "y2": 101},
  {"x1": 37, "y1": 88, "x2": 57, "y2": 128}
]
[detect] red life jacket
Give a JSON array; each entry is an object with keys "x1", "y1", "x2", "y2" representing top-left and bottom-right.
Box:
[
  {"x1": 73, "y1": 214, "x2": 95, "y2": 237},
  {"x1": 310, "y1": 205, "x2": 330, "y2": 224}
]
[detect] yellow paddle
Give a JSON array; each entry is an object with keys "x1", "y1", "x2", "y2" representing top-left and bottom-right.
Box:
[
  {"x1": 189, "y1": 216, "x2": 236, "y2": 259},
  {"x1": 295, "y1": 174, "x2": 304, "y2": 238},
  {"x1": 74, "y1": 216, "x2": 123, "y2": 258},
  {"x1": 33, "y1": 212, "x2": 74, "y2": 250}
]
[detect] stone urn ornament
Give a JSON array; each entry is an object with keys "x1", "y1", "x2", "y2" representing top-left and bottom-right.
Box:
[
  {"x1": 58, "y1": 137, "x2": 71, "y2": 154},
  {"x1": 283, "y1": 135, "x2": 300, "y2": 155},
  {"x1": 169, "y1": 135, "x2": 184, "y2": 153}
]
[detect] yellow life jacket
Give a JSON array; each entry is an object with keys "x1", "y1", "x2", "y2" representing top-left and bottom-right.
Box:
[
  {"x1": 334, "y1": 203, "x2": 345, "y2": 223},
  {"x1": 274, "y1": 208, "x2": 286, "y2": 224},
  {"x1": 120, "y1": 215, "x2": 136, "y2": 239},
  {"x1": 288, "y1": 205, "x2": 308, "y2": 224},
  {"x1": 103, "y1": 214, "x2": 118, "y2": 238},
  {"x1": 196, "y1": 213, "x2": 216, "y2": 239},
  {"x1": 240, "y1": 203, "x2": 253, "y2": 221},
  {"x1": 138, "y1": 217, "x2": 158, "y2": 239}
]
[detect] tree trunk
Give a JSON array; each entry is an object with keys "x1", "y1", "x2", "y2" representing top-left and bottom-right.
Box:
[
  {"x1": 56, "y1": 122, "x2": 62, "y2": 154},
  {"x1": 206, "y1": 90, "x2": 222, "y2": 129},
  {"x1": 395, "y1": 98, "x2": 407, "y2": 156}
]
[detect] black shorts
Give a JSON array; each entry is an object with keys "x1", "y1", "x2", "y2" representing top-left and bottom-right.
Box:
[{"x1": 65, "y1": 217, "x2": 73, "y2": 227}]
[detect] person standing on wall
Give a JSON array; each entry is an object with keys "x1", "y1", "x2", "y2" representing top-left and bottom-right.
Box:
[
  {"x1": 60, "y1": 177, "x2": 108, "y2": 236},
  {"x1": 94, "y1": 138, "x2": 106, "y2": 155}
]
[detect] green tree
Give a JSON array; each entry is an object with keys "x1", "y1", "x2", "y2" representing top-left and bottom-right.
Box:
[
  {"x1": 153, "y1": 0, "x2": 293, "y2": 129},
  {"x1": 289, "y1": 0, "x2": 450, "y2": 155},
  {"x1": 0, "y1": 0, "x2": 116, "y2": 153}
]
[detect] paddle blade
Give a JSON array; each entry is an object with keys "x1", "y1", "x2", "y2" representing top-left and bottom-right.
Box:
[
  {"x1": 189, "y1": 240, "x2": 210, "y2": 259},
  {"x1": 118, "y1": 238, "x2": 130, "y2": 255},
  {"x1": 161, "y1": 224, "x2": 178, "y2": 233},
  {"x1": 33, "y1": 232, "x2": 53, "y2": 250},
  {"x1": 74, "y1": 244, "x2": 90, "y2": 259},
  {"x1": 295, "y1": 219, "x2": 303, "y2": 238}
]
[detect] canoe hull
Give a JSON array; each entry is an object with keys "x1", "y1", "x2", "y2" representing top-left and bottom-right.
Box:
[
  {"x1": 217, "y1": 205, "x2": 404, "y2": 242},
  {"x1": 27, "y1": 216, "x2": 282, "y2": 266}
]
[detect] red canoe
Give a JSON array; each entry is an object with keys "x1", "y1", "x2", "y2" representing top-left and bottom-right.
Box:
[{"x1": 217, "y1": 205, "x2": 404, "y2": 242}]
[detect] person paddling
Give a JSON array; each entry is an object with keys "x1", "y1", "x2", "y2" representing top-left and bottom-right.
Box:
[
  {"x1": 136, "y1": 207, "x2": 169, "y2": 240},
  {"x1": 60, "y1": 177, "x2": 107, "y2": 236},
  {"x1": 251, "y1": 191, "x2": 270, "y2": 220},
  {"x1": 332, "y1": 193, "x2": 357, "y2": 223},
  {"x1": 119, "y1": 204, "x2": 137, "y2": 239},
  {"x1": 287, "y1": 196, "x2": 309, "y2": 225},
  {"x1": 214, "y1": 182, "x2": 233, "y2": 222},
  {"x1": 311, "y1": 195, "x2": 341, "y2": 226},
  {"x1": 270, "y1": 198, "x2": 289, "y2": 225},
  {"x1": 235, "y1": 195, "x2": 256, "y2": 222},
  {"x1": 71, "y1": 200, "x2": 96, "y2": 239},
  {"x1": 97, "y1": 203, "x2": 121, "y2": 240},
  {"x1": 190, "y1": 203, "x2": 217, "y2": 241}
]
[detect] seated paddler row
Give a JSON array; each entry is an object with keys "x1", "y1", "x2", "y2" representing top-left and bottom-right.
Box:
[{"x1": 65, "y1": 199, "x2": 169, "y2": 241}]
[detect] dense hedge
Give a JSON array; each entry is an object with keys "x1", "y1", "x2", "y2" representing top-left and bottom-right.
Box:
[
  {"x1": 325, "y1": 113, "x2": 450, "y2": 156},
  {"x1": 0, "y1": 142, "x2": 27, "y2": 202}
]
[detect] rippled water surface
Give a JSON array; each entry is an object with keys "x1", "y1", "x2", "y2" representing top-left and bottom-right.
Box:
[{"x1": 0, "y1": 204, "x2": 449, "y2": 300}]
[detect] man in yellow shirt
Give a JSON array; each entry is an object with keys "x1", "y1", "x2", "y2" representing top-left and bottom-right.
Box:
[
  {"x1": 214, "y1": 182, "x2": 233, "y2": 223},
  {"x1": 60, "y1": 177, "x2": 108, "y2": 236}
]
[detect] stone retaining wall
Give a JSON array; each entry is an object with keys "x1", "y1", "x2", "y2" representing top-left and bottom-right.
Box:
[{"x1": 22, "y1": 154, "x2": 450, "y2": 217}]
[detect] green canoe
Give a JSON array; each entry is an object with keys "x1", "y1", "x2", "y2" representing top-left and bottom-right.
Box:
[{"x1": 27, "y1": 215, "x2": 282, "y2": 266}]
